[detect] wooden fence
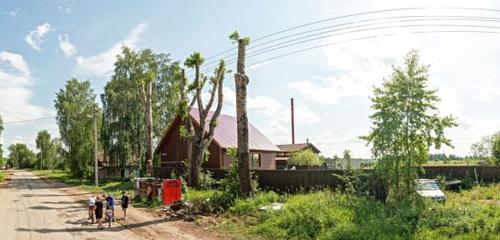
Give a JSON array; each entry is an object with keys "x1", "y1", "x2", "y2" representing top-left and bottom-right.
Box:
[{"x1": 152, "y1": 165, "x2": 500, "y2": 193}]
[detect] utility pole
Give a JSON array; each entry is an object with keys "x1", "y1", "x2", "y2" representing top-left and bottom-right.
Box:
[
  {"x1": 93, "y1": 114, "x2": 98, "y2": 187},
  {"x1": 235, "y1": 37, "x2": 252, "y2": 196}
]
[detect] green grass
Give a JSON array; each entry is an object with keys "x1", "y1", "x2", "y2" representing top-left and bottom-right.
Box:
[
  {"x1": 33, "y1": 169, "x2": 134, "y2": 198},
  {"x1": 0, "y1": 170, "x2": 7, "y2": 183},
  {"x1": 184, "y1": 188, "x2": 222, "y2": 201},
  {"x1": 214, "y1": 185, "x2": 500, "y2": 240}
]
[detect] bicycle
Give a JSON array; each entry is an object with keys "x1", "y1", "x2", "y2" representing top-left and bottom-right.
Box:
[{"x1": 106, "y1": 208, "x2": 113, "y2": 228}]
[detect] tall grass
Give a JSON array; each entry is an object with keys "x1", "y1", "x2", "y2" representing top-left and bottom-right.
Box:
[{"x1": 217, "y1": 185, "x2": 500, "y2": 240}]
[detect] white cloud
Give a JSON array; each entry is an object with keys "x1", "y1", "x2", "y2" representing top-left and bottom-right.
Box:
[
  {"x1": 24, "y1": 23, "x2": 52, "y2": 51},
  {"x1": 75, "y1": 22, "x2": 148, "y2": 77},
  {"x1": 58, "y1": 34, "x2": 77, "y2": 57},
  {"x1": 0, "y1": 51, "x2": 47, "y2": 122}
]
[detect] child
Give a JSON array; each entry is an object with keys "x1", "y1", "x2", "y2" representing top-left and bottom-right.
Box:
[
  {"x1": 95, "y1": 196, "x2": 104, "y2": 230},
  {"x1": 121, "y1": 191, "x2": 129, "y2": 220},
  {"x1": 88, "y1": 195, "x2": 96, "y2": 223},
  {"x1": 105, "y1": 193, "x2": 115, "y2": 222}
]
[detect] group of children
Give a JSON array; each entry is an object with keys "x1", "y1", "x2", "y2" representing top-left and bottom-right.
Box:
[{"x1": 88, "y1": 191, "x2": 130, "y2": 230}]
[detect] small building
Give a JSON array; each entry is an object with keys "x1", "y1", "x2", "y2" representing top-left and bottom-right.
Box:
[
  {"x1": 155, "y1": 109, "x2": 281, "y2": 170},
  {"x1": 275, "y1": 142, "x2": 321, "y2": 169}
]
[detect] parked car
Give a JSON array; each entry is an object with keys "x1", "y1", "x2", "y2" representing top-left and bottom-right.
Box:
[{"x1": 416, "y1": 179, "x2": 446, "y2": 202}]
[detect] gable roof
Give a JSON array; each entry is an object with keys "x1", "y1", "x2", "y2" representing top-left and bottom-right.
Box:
[
  {"x1": 190, "y1": 109, "x2": 280, "y2": 152},
  {"x1": 155, "y1": 109, "x2": 280, "y2": 153},
  {"x1": 276, "y1": 143, "x2": 321, "y2": 153}
]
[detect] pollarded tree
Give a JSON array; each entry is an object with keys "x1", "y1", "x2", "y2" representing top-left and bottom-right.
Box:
[
  {"x1": 362, "y1": 50, "x2": 457, "y2": 201},
  {"x1": 183, "y1": 52, "x2": 225, "y2": 188},
  {"x1": 55, "y1": 79, "x2": 98, "y2": 179}
]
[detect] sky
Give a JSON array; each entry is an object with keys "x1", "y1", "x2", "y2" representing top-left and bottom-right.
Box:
[{"x1": 1, "y1": 0, "x2": 499, "y2": 159}]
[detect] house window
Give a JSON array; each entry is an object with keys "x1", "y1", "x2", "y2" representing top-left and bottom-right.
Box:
[{"x1": 251, "y1": 153, "x2": 261, "y2": 168}]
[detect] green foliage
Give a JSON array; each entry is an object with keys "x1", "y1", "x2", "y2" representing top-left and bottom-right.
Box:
[
  {"x1": 7, "y1": 143, "x2": 36, "y2": 168},
  {"x1": 218, "y1": 185, "x2": 499, "y2": 240},
  {"x1": 54, "y1": 78, "x2": 97, "y2": 179},
  {"x1": 184, "y1": 52, "x2": 205, "y2": 68},
  {"x1": 101, "y1": 46, "x2": 182, "y2": 170},
  {"x1": 491, "y1": 134, "x2": 500, "y2": 165},
  {"x1": 228, "y1": 31, "x2": 250, "y2": 46},
  {"x1": 0, "y1": 171, "x2": 7, "y2": 183},
  {"x1": 288, "y1": 149, "x2": 322, "y2": 166},
  {"x1": 362, "y1": 50, "x2": 457, "y2": 201},
  {"x1": 198, "y1": 170, "x2": 217, "y2": 190},
  {"x1": 219, "y1": 148, "x2": 259, "y2": 199},
  {"x1": 35, "y1": 130, "x2": 55, "y2": 170}
]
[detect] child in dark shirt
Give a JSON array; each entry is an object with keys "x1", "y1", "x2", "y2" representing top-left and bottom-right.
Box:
[
  {"x1": 95, "y1": 196, "x2": 104, "y2": 230},
  {"x1": 121, "y1": 191, "x2": 129, "y2": 220}
]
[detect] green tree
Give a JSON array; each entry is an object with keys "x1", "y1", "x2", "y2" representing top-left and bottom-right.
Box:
[
  {"x1": 289, "y1": 149, "x2": 322, "y2": 166},
  {"x1": 343, "y1": 149, "x2": 352, "y2": 169},
  {"x1": 54, "y1": 79, "x2": 98, "y2": 179},
  {"x1": 8, "y1": 143, "x2": 36, "y2": 168},
  {"x1": 0, "y1": 115, "x2": 3, "y2": 166},
  {"x1": 35, "y1": 130, "x2": 53, "y2": 170},
  {"x1": 101, "y1": 47, "x2": 181, "y2": 174},
  {"x1": 362, "y1": 50, "x2": 457, "y2": 201},
  {"x1": 492, "y1": 134, "x2": 500, "y2": 166}
]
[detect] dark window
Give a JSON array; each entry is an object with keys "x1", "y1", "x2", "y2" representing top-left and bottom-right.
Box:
[{"x1": 251, "y1": 153, "x2": 261, "y2": 168}]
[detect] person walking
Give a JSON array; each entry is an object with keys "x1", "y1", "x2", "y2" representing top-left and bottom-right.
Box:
[
  {"x1": 88, "y1": 195, "x2": 96, "y2": 223},
  {"x1": 95, "y1": 196, "x2": 104, "y2": 230},
  {"x1": 121, "y1": 191, "x2": 129, "y2": 220},
  {"x1": 105, "y1": 193, "x2": 115, "y2": 222}
]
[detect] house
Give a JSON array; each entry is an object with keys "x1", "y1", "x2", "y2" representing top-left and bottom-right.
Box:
[
  {"x1": 275, "y1": 142, "x2": 321, "y2": 169},
  {"x1": 155, "y1": 109, "x2": 281, "y2": 170}
]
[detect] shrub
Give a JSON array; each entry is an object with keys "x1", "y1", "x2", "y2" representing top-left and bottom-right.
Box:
[
  {"x1": 288, "y1": 149, "x2": 322, "y2": 166},
  {"x1": 199, "y1": 170, "x2": 217, "y2": 190}
]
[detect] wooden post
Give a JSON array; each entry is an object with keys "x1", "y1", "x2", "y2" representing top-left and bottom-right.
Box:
[{"x1": 235, "y1": 38, "x2": 252, "y2": 196}]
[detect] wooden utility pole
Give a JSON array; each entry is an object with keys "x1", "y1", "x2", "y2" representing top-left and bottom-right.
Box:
[{"x1": 235, "y1": 38, "x2": 252, "y2": 196}]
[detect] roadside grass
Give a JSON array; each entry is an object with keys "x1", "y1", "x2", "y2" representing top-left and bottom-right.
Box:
[
  {"x1": 0, "y1": 170, "x2": 7, "y2": 183},
  {"x1": 32, "y1": 169, "x2": 134, "y2": 198},
  {"x1": 214, "y1": 184, "x2": 500, "y2": 240}
]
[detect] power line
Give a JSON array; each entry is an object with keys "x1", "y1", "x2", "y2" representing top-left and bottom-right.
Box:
[
  {"x1": 247, "y1": 29, "x2": 499, "y2": 68},
  {"x1": 202, "y1": 7, "x2": 500, "y2": 62},
  {"x1": 201, "y1": 15, "x2": 500, "y2": 69},
  {"x1": 3, "y1": 116, "x2": 56, "y2": 125},
  {"x1": 199, "y1": 25, "x2": 500, "y2": 75}
]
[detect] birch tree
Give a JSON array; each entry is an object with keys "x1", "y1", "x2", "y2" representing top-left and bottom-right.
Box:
[{"x1": 362, "y1": 50, "x2": 457, "y2": 201}]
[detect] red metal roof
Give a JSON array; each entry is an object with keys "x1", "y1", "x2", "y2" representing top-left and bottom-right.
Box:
[{"x1": 190, "y1": 108, "x2": 280, "y2": 152}]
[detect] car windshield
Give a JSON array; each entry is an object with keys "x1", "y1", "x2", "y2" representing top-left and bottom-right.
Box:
[{"x1": 417, "y1": 182, "x2": 439, "y2": 190}]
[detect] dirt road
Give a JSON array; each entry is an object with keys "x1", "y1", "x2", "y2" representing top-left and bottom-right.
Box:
[{"x1": 0, "y1": 170, "x2": 226, "y2": 240}]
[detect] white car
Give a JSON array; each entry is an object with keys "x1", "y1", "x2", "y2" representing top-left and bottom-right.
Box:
[{"x1": 416, "y1": 179, "x2": 446, "y2": 202}]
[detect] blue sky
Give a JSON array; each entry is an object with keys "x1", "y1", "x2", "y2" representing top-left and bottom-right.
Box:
[{"x1": 1, "y1": 0, "x2": 500, "y2": 158}]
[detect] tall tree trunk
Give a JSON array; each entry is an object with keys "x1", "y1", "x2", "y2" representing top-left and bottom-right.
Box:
[
  {"x1": 145, "y1": 81, "x2": 154, "y2": 176},
  {"x1": 235, "y1": 39, "x2": 252, "y2": 196},
  {"x1": 190, "y1": 139, "x2": 204, "y2": 188}
]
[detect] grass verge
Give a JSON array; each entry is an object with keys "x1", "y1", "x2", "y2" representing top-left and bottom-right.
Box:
[
  {"x1": 0, "y1": 170, "x2": 7, "y2": 183},
  {"x1": 32, "y1": 169, "x2": 134, "y2": 198},
  {"x1": 214, "y1": 184, "x2": 500, "y2": 240}
]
